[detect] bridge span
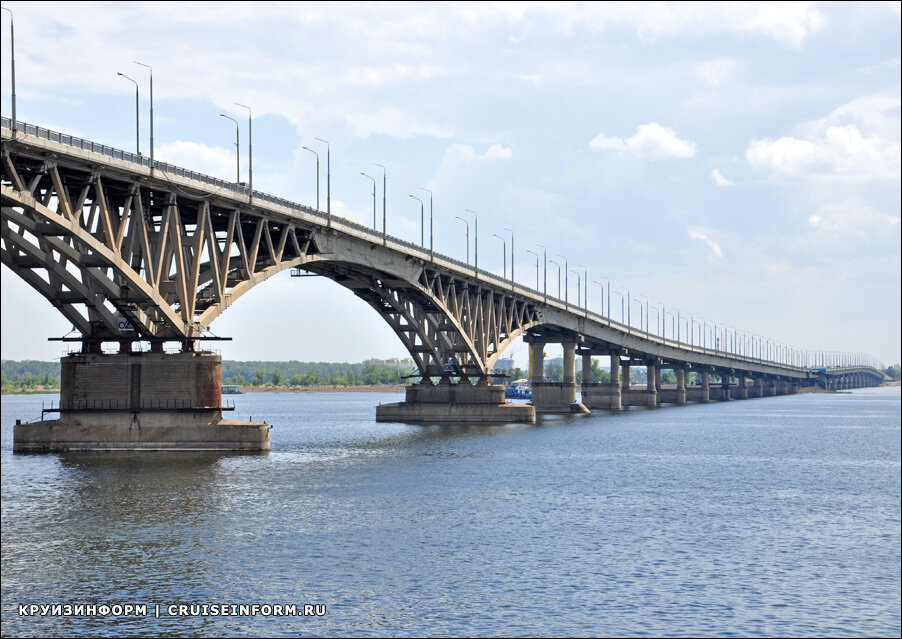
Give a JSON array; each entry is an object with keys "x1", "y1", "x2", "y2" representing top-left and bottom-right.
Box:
[{"x1": 1, "y1": 120, "x2": 887, "y2": 451}]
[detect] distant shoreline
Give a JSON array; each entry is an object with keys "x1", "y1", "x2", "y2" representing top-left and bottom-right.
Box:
[{"x1": 236, "y1": 384, "x2": 407, "y2": 394}]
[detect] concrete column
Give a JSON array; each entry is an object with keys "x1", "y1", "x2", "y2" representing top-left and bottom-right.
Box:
[
  {"x1": 530, "y1": 342, "x2": 545, "y2": 386},
  {"x1": 676, "y1": 367, "x2": 687, "y2": 405},
  {"x1": 720, "y1": 373, "x2": 731, "y2": 401},
  {"x1": 562, "y1": 343, "x2": 576, "y2": 385},
  {"x1": 646, "y1": 361, "x2": 657, "y2": 407},
  {"x1": 610, "y1": 352, "x2": 621, "y2": 386},
  {"x1": 737, "y1": 374, "x2": 749, "y2": 399},
  {"x1": 654, "y1": 364, "x2": 662, "y2": 394},
  {"x1": 621, "y1": 361, "x2": 631, "y2": 393},
  {"x1": 582, "y1": 353, "x2": 593, "y2": 386}
]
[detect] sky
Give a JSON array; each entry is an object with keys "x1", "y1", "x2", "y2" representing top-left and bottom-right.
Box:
[{"x1": 1, "y1": 1, "x2": 900, "y2": 368}]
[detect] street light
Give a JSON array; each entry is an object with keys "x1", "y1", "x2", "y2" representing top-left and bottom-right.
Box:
[
  {"x1": 314, "y1": 138, "x2": 331, "y2": 225},
  {"x1": 612, "y1": 290, "x2": 626, "y2": 324},
  {"x1": 558, "y1": 255, "x2": 569, "y2": 308},
  {"x1": 526, "y1": 250, "x2": 539, "y2": 290},
  {"x1": 235, "y1": 103, "x2": 252, "y2": 192},
  {"x1": 569, "y1": 269, "x2": 581, "y2": 312},
  {"x1": 466, "y1": 209, "x2": 479, "y2": 273},
  {"x1": 301, "y1": 146, "x2": 320, "y2": 210},
  {"x1": 409, "y1": 194, "x2": 425, "y2": 247},
  {"x1": 2, "y1": 7, "x2": 16, "y2": 134},
  {"x1": 592, "y1": 280, "x2": 604, "y2": 316},
  {"x1": 419, "y1": 187, "x2": 433, "y2": 259},
  {"x1": 376, "y1": 163, "x2": 386, "y2": 242},
  {"x1": 117, "y1": 72, "x2": 140, "y2": 155},
  {"x1": 504, "y1": 228, "x2": 514, "y2": 287},
  {"x1": 491, "y1": 234, "x2": 507, "y2": 279},
  {"x1": 455, "y1": 215, "x2": 469, "y2": 264},
  {"x1": 578, "y1": 264, "x2": 587, "y2": 309},
  {"x1": 361, "y1": 172, "x2": 376, "y2": 229},
  {"x1": 549, "y1": 260, "x2": 562, "y2": 299},
  {"x1": 134, "y1": 61, "x2": 154, "y2": 167},
  {"x1": 219, "y1": 113, "x2": 240, "y2": 183},
  {"x1": 536, "y1": 244, "x2": 547, "y2": 301}
]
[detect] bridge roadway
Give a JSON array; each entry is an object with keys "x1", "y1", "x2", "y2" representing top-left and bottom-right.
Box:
[{"x1": 1, "y1": 120, "x2": 887, "y2": 450}]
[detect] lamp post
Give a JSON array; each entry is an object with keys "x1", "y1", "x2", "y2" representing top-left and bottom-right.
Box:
[
  {"x1": 455, "y1": 216, "x2": 469, "y2": 264},
  {"x1": 117, "y1": 72, "x2": 140, "y2": 155},
  {"x1": 465, "y1": 210, "x2": 479, "y2": 273},
  {"x1": 592, "y1": 280, "x2": 604, "y2": 316},
  {"x1": 598, "y1": 276, "x2": 610, "y2": 319},
  {"x1": 419, "y1": 187, "x2": 433, "y2": 259},
  {"x1": 134, "y1": 61, "x2": 154, "y2": 167},
  {"x1": 301, "y1": 146, "x2": 319, "y2": 210},
  {"x1": 235, "y1": 103, "x2": 252, "y2": 192},
  {"x1": 527, "y1": 250, "x2": 539, "y2": 290},
  {"x1": 491, "y1": 234, "x2": 507, "y2": 279},
  {"x1": 536, "y1": 244, "x2": 547, "y2": 302},
  {"x1": 361, "y1": 173, "x2": 376, "y2": 229},
  {"x1": 549, "y1": 260, "x2": 562, "y2": 299},
  {"x1": 569, "y1": 269, "x2": 581, "y2": 312},
  {"x1": 219, "y1": 113, "x2": 240, "y2": 183},
  {"x1": 578, "y1": 264, "x2": 587, "y2": 310},
  {"x1": 639, "y1": 295, "x2": 649, "y2": 336},
  {"x1": 558, "y1": 255, "x2": 568, "y2": 308},
  {"x1": 2, "y1": 7, "x2": 15, "y2": 134},
  {"x1": 504, "y1": 228, "x2": 514, "y2": 288},
  {"x1": 613, "y1": 290, "x2": 625, "y2": 325},
  {"x1": 314, "y1": 138, "x2": 330, "y2": 226},
  {"x1": 376, "y1": 163, "x2": 386, "y2": 242},
  {"x1": 409, "y1": 194, "x2": 425, "y2": 247}
]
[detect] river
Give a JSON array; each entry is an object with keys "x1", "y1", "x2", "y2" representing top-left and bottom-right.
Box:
[{"x1": 2, "y1": 388, "x2": 899, "y2": 636}]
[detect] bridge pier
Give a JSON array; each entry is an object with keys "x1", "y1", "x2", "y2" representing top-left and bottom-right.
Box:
[
  {"x1": 376, "y1": 378, "x2": 535, "y2": 423},
  {"x1": 14, "y1": 351, "x2": 270, "y2": 452},
  {"x1": 657, "y1": 366, "x2": 688, "y2": 405},
  {"x1": 686, "y1": 370, "x2": 711, "y2": 403},
  {"x1": 581, "y1": 351, "x2": 622, "y2": 410},
  {"x1": 528, "y1": 342, "x2": 589, "y2": 414},
  {"x1": 736, "y1": 375, "x2": 749, "y2": 399}
]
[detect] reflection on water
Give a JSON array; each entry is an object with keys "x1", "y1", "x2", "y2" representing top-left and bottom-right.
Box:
[{"x1": 2, "y1": 389, "x2": 900, "y2": 637}]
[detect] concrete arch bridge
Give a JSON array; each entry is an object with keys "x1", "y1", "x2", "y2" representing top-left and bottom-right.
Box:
[{"x1": 1, "y1": 121, "x2": 886, "y2": 451}]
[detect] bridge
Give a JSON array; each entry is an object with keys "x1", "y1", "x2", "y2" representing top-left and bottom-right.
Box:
[{"x1": 1, "y1": 119, "x2": 887, "y2": 451}]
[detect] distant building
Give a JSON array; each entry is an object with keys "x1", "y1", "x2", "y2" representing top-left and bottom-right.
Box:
[{"x1": 492, "y1": 357, "x2": 515, "y2": 373}]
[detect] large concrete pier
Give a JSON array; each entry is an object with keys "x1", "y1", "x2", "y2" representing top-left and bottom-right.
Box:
[
  {"x1": 13, "y1": 351, "x2": 270, "y2": 452},
  {"x1": 376, "y1": 380, "x2": 536, "y2": 423}
]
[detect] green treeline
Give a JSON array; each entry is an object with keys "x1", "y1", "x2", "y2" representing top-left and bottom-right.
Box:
[
  {"x1": 220, "y1": 361, "x2": 411, "y2": 387},
  {"x1": 1, "y1": 360, "x2": 61, "y2": 393}
]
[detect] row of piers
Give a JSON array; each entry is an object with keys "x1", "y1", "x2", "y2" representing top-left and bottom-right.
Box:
[{"x1": 525, "y1": 336, "x2": 802, "y2": 413}]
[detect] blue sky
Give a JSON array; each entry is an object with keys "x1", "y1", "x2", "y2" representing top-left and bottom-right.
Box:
[{"x1": 1, "y1": 1, "x2": 900, "y2": 367}]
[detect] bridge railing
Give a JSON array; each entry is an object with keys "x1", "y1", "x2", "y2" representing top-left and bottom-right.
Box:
[{"x1": 3, "y1": 118, "x2": 883, "y2": 375}]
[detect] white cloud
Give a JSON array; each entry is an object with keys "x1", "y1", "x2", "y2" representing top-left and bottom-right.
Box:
[
  {"x1": 688, "y1": 228, "x2": 725, "y2": 262},
  {"x1": 345, "y1": 108, "x2": 454, "y2": 139},
  {"x1": 807, "y1": 201, "x2": 901, "y2": 240},
  {"x1": 156, "y1": 141, "x2": 239, "y2": 182},
  {"x1": 442, "y1": 143, "x2": 513, "y2": 163},
  {"x1": 697, "y1": 59, "x2": 738, "y2": 85},
  {"x1": 590, "y1": 123, "x2": 697, "y2": 160},
  {"x1": 747, "y1": 92, "x2": 902, "y2": 180},
  {"x1": 711, "y1": 169, "x2": 733, "y2": 187}
]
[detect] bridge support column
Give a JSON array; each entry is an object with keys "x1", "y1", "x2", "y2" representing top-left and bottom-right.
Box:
[
  {"x1": 581, "y1": 352, "x2": 621, "y2": 410},
  {"x1": 736, "y1": 374, "x2": 749, "y2": 399},
  {"x1": 530, "y1": 342, "x2": 589, "y2": 414},
  {"x1": 646, "y1": 360, "x2": 658, "y2": 408},
  {"x1": 676, "y1": 367, "x2": 687, "y2": 405},
  {"x1": 377, "y1": 379, "x2": 535, "y2": 423},
  {"x1": 14, "y1": 351, "x2": 270, "y2": 452}
]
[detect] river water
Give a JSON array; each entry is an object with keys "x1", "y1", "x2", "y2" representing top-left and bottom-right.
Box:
[{"x1": 1, "y1": 388, "x2": 900, "y2": 637}]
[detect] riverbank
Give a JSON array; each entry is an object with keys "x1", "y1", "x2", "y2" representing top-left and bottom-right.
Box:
[{"x1": 236, "y1": 384, "x2": 407, "y2": 394}]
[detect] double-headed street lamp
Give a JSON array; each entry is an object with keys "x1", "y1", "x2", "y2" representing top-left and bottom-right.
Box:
[
  {"x1": 301, "y1": 146, "x2": 320, "y2": 210},
  {"x1": 419, "y1": 187, "x2": 433, "y2": 259},
  {"x1": 314, "y1": 138, "x2": 331, "y2": 226},
  {"x1": 454, "y1": 216, "x2": 470, "y2": 264},
  {"x1": 409, "y1": 194, "x2": 425, "y2": 247},
  {"x1": 376, "y1": 163, "x2": 386, "y2": 242},
  {"x1": 536, "y1": 244, "x2": 547, "y2": 301},
  {"x1": 558, "y1": 255, "x2": 569, "y2": 308},
  {"x1": 492, "y1": 234, "x2": 507, "y2": 279},
  {"x1": 2, "y1": 7, "x2": 16, "y2": 134},
  {"x1": 504, "y1": 228, "x2": 514, "y2": 287},
  {"x1": 134, "y1": 61, "x2": 154, "y2": 166},
  {"x1": 526, "y1": 250, "x2": 539, "y2": 290},
  {"x1": 235, "y1": 103, "x2": 252, "y2": 192},
  {"x1": 549, "y1": 260, "x2": 562, "y2": 299},
  {"x1": 117, "y1": 72, "x2": 140, "y2": 155},
  {"x1": 361, "y1": 172, "x2": 376, "y2": 229},
  {"x1": 219, "y1": 113, "x2": 240, "y2": 183}
]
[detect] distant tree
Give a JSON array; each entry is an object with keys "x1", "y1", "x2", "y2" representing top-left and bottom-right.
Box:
[
  {"x1": 886, "y1": 365, "x2": 900, "y2": 380},
  {"x1": 252, "y1": 369, "x2": 266, "y2": 386},
  {"x1": 661, "y1": 370, "x2": 677, "y2": 384},
  {"x1": 546, "y1": 362, "x2": 563, "y2": 382},
  {"x1": 270, "y1": 370, "x2": 283, "y2": 386}
]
